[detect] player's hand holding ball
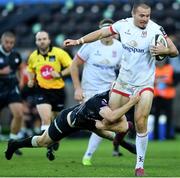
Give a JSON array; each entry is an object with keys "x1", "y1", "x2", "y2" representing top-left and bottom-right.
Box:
[{"x1": 150, "y1": 34, "x2": 168, "y2": 61}]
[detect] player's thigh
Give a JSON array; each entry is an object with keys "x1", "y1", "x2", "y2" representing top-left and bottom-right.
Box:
[
  {"x1": 109, "y1": 92, "x2": 129, "y2": 110},
  {"x1": 8, "y1": 88, "x2": 23, "y2": 117},
  {"x1": 135, "y1": 90, "x2": 154, "y2": 121}
]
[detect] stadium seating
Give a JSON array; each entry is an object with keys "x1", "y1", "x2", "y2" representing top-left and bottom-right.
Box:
[{"x1": 0, "y1": 0, "x2": 179, "y2": 48}]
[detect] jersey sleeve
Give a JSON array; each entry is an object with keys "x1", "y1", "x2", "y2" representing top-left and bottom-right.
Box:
[
  {"x1": 110, "y1": 20, "x2": 124, "y2": 35},
  {"x1": 59, "y1": 48, "x2": 72, "y2": 68},
  {"x1": 77, "y1": 44, "x2": 90, "y2": 62},
  {"x1": 88, "y1": 91, "x2": 109, "y2": 112},
  {"x1": 159, "y1": 26, "x2": 168, "y2": 38},
  {"x1": 9, "y1": 52, "x2": 22, "y2": 71},
  {"x1": 152, "y1": 22, "x2": 168, "y2": 38},
  {"x1": 16, "y1": 52, "x2": 22, "y2": 65},
  {"x1": 27, "y1": 52, "x2": 35, "y2": 73}
]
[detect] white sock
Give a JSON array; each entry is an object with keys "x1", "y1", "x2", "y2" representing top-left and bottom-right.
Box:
[
  {"x1": 83, "y1": 133, "x2": 103, "y2": 159},
  {"x1": 31, "y1": 136, "x2": 39, "y2": 147},
  {"x1": 135, "y1": 132, "x2": 148, "y2": 169},
  {"x1": 41, "y1": 125, "x2": 49, "y2": 131},
  {"x1": 9, "y1": 133, "x2": 19, "y2": 140}
]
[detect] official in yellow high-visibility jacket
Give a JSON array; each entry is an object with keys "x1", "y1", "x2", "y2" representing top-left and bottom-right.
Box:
[{"x1": 27, "y1": 31, "x2": 72, "y2": 160}]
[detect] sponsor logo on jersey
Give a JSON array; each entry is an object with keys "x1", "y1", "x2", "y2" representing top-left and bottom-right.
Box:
[
  {"x1": 101, "y1": 59, "x2": 110, "y2": 65},
  {"x1": 40, "y1": 65, "x2": 54, "y2": 79},
  {"x1": 127, "y1": 40, "x2": 138, "y2": 48},
  {"x1": 122, "y1": 44, "x2": 144, "y2": 53},
  {"x1": 93, "y1": 63, "x2": 114, "y2": 70}
]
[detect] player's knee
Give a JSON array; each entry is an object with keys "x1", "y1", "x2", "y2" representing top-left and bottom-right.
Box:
[
  {"x1": 135, "y1": 118, "x2": 146, "y2": 132},
  {"x1": 135, "y1": 112, "x2": 148, "y2": 124},
  {"x1": 13, "y1": 111, "x2": 23, "y2": 120},
  {"x1": 120, "y1": 127, "x2": 128, "y2": 133},
  {"x1": 118, "y1": 123, "x2": 128, "y2": 133}
]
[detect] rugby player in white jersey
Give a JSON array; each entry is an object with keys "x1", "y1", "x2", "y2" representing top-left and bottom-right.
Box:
[
  {"x1": 64, "y1": 2, "x2": 179, "y2": 176},
  {"x1": 71, "y1": 19, "x2": 127, "y2": 166}
]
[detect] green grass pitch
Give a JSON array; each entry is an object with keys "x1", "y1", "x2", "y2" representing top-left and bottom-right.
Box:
[{"x1": 0, "y1": 137, "x2": 180, "y2": 177}]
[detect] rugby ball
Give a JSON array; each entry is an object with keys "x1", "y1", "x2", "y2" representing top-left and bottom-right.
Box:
[{"x1": 151, "y1": 34, "x2": 168, "y2": 61}]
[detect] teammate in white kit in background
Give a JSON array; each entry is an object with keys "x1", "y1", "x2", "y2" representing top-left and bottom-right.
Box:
[
  {"x1": 70, "y1": 19, "x2": 124, "y2": 166},
  {"x1": 64, "y1": 2, "x2": 179, "y2": 176}
]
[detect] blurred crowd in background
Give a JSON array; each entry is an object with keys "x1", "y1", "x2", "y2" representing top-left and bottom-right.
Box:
[
  {"x1": 0, "y1": 0, "x2": 180, "y2": 49},
  {"x1": 0, "y1": 0, "x2": 180, "y2": 141}
]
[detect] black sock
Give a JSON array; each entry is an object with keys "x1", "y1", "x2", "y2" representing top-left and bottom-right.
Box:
[
  {"x1": 113, "y1": 121, "x2": 134, "y2": 147},
  {"x1": 113, "y1": 144, "x2": 119, "y2": 152},
  {"x1": 14, "y1": 136, "x2": 34, "y2": 149}
]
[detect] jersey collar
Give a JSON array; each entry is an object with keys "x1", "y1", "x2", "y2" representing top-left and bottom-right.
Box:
[{"x1": 37, "y1": 45, "x2": 53, "y2": 57}]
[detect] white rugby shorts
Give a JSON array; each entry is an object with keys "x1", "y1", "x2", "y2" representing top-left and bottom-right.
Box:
[{"x1": 111, "y1": 80, "x2": 154, "y2": 97}]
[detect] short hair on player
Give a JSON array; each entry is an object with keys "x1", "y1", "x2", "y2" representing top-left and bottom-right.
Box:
[
  {"x1": 35, "y1": 30, "x2": 50, "y2": 39},
  {"x1": 34, "y1": 30, "x2": 52, "y2": 43},
  {"x1": 99, "y1": 19, "x2": 114, "y2": 28},
  {"x1": 132, "y1": 1, "x2": 151, "y2": 13},
  {"x1": 1, "y1": 31, "x2": 15, "y2": 40}
]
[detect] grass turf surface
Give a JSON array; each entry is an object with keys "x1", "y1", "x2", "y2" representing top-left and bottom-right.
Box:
[{"x1": 0, "y1": 137, "x2": 180, "y2": 177}]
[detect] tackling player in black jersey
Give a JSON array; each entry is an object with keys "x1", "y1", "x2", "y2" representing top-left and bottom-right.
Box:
[{"x1": 5, "y1": 90, "x2": 140, "y2": 161}]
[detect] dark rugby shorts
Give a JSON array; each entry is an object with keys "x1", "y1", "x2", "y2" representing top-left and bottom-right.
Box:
[
  {"x1": 35, "y1": 87, "x2": 66, "y2": 111},
  {"x1": 0, "y1": 86, "x2": 22, "y2": 109},
  {"x1": 48, "y1": 106, "x2": 79, "y2": 141}
]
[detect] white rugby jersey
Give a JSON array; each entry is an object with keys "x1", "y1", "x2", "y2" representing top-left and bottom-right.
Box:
[
  {"x1": 77, "y1": 39, "x2": 122, "y2": 93},
  {"x1": 110, "y1": 17, "x2": 167, "y2": 86}
]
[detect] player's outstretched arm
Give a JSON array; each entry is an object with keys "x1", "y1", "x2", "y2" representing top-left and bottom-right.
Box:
[{"x1": 63, "y1": 27, "x2": 112, "y2": 47}]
